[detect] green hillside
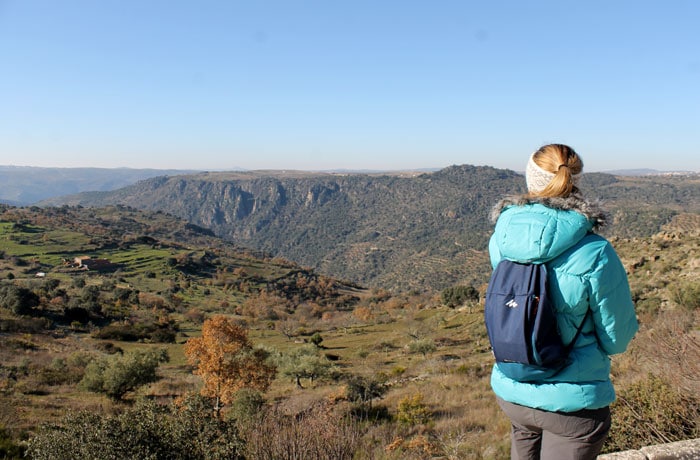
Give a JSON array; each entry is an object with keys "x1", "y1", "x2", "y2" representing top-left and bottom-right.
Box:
[{"x1": 0, "y1": 204, "x2": 361, "y2": 330}]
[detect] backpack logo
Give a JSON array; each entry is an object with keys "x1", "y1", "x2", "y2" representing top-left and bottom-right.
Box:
[{"x1": 484, "y1": 260, "x2": 589, "y2": 382}]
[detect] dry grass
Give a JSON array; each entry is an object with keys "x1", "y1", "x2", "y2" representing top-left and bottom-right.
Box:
[{"x1": 247, "y1": 307, "x2": 512, "y2": 459}]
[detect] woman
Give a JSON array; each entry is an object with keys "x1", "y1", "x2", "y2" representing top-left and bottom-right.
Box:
[{"x1": 488, "y1": 144, "x2": 638, "y2": 459}]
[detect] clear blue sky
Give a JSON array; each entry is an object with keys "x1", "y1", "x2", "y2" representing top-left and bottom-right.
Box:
[{"x1": 1, "y1": 1, "x2": 698, "y2": 172}]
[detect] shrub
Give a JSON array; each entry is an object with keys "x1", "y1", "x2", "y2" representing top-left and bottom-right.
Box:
[
  {"x1": 66, "y1": 351, "x2": 94, "y2": 368},
  {"x1": 72, "y1": 277, "x2": 86, "y2": 288},
  {"x1": 397, "y1": 393, "x2": 431, "y2": 426},
  {"x1": 78, "y1": 285, "x2": 101, "y2": 313},
  {"x1": 408, "y1": 338, "x2": 436, "y2": 357},
  {"x1": 634, "y1": 297, "x2": 662, "y2": 316},
  {"x1": 0, "y1": 426, "x2": 25, "y2": 459},
  {"x1": 80, "y1": 348, "x2": 169, "y2": 400},
  {"x1": 243, "y1": 402, "x2": 362, "y2": 459},
  {"x1": 441, "y1": 285, "x2": 479, "y2": 308},
  {"x1": 4, "y1": 337, "x2": 37, "y2": 350},
  {"x1": 309, "y1": 332, "x2": 324, "y2": 347},
  {"x1": 92, "y1": 321, "x2": 177, "y2": 343},
  {"x1": 274, "y1": 344, "x2": 335, "y2": 389},
  {"x1": 669, "y1": 281, "x2": 700, "y2": 311},
  {"x1": 390, "y1": 365, "x2": 406, "y2": 376},
  {"x1": 63, "y1": 306, "x2": 90, "y2": 323},
  {"x1": 113, "y1": 287, "x2": 138, "y2": 304},
  {"x1": 345, "y1": 374, "x2": 389, "y2": 422},
  {"x1": 150, "y1": 327, "x2": 177, "y2": 343},
  {"x1": 27, "y1": 398, "x2": 244, "y2": 460},
  {"x1": 183, "y1": 308, "x2": 206, "y2": 324},
  {"x1": 228, "y1": 388, "x2": 265, "y2": 423},
  {"x1": 171, "y1": 394, "x2": 244, "y2": 458},
  {"x1": 0, "y1": 284, "x2": 40, "y2": 315},
  {"x1": 94, "y1": 341, "x2": 123, "y2": 355},
  {"x1": 454, "y1": 362, "x2": 491, "y2": 379},
  {"x1": 0, "y1": 317, "x2": 51, "y2": 333},
  {"x1": 603, "y1": 374, "x2": 699, "y2": 453},
  {"x1": 138, "y1": 292, "x2": 168, "y2": 310},
  {"x1": 35, "y1": 358, "x2": 84, "y2": 386},
  {"x1": 92, "y1": 324, "x2": 141, "y2": 341}
]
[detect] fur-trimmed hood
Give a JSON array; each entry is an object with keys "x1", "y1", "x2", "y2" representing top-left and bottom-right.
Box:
[{"x1": 489, "y1": 194, "x2": 608, "y2": 230}]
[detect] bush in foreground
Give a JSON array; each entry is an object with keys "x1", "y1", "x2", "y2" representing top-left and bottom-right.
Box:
[
  {"x1": 27, "y1": 397, "x2": 243, "y2": 460},
  {"x1": 80, "y1": 348, "x2": 169, "y2": 400},
  {"x1": 242, "y1": 401, "x2": 362, "y2": 460},
  {"x1": 603, "y1": 373, "x2": 700, "y2": 453}
]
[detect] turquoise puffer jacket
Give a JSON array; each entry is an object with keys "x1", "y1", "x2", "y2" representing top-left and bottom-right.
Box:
[{"x1": 488, "y1": 196, "x2": 638, "y2": 412}]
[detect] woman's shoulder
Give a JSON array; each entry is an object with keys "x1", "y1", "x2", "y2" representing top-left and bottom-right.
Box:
[{"x1": 549, "y1": 233, "x2": 626, "y2": 284}]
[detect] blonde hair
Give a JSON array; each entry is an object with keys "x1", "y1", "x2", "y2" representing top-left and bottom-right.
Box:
[{"x1": 528, "y1": 144, "x2": 583, "y2": 198}]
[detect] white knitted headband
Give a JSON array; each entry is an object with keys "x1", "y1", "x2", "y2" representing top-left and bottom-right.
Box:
[{"x1": 525, "y1": 153, "x2": 581, "y2": 193}]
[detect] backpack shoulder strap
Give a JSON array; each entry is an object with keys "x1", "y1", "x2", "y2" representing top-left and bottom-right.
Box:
[{"x1": 565, "y1": 308, "x2": 592, "y2": 351}]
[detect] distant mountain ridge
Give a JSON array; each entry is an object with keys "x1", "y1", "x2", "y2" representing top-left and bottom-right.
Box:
[
  {"x1": 602, "y1": 168, "x2": 699, "y2": 176},
  {"x1": 0, "y1": 165, "x2": 200, "y2": 205},
  {"x1": 38, "y1": 165, "x2": 700, "y2": 291}
]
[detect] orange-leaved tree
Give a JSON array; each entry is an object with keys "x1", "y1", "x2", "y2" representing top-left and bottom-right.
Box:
[{"x1": 185, "y1": 315, "x2": 276, "y2": 416}]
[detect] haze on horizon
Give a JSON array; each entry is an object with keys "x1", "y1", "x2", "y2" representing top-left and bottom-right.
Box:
[{"x1": 1, "y1": 1, "x2": 698, "y2": 173}]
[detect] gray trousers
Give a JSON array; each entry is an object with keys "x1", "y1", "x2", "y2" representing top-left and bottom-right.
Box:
[{"x1": 496, "y1": 397, "x2": 611, "y2": 460}]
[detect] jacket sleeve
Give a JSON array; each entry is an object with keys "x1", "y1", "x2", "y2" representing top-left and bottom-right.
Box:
[
  {"x1": 488, "y1": 234, "x2": 502, "y2": 269},
  {"x1": 587, "y1": 242, "x2": 639, "y2": 355}
]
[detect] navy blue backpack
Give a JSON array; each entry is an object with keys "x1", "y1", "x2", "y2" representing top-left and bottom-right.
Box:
[{"x1": 484, "y1": 259, "x2": 589, "y2": 381}]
